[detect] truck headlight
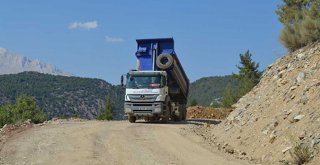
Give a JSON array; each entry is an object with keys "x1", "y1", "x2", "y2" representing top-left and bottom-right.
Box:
[
  {"x1": 125, "y1": 95, "x2": 130, "y2": 101},
  {"x1": 155, "y1": 95, "x2": 163, "y2": 101}
]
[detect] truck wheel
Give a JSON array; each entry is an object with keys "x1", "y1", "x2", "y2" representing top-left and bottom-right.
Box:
[
  {"x1": 162, "y1": 106, "x2": 170, "y2": 123},
  {"x1": 182, "y1": 110, "x2": 187, "y2": 121},
  {"x1": 178, "y1": 113, "x2": 183, "y2": 121},
  {"x1": 162, "y1": 114, "x2": 169, "y2": 123},
  {"x1": 181, "y1": 104, "x2": 186, "y2": 121},
  {"x1": 129, "y1": 116, "x2": 136, "y2": 123},
  {"x1": 171, "y1": 114, "x2": 182, "y2": 121},
  {"x1": 156, "y1": 54, "x2": 174, "y2": 70}
]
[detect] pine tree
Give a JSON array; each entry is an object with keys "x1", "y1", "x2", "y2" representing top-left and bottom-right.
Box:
[
  {"x1": 97, "y1": 96, "x2": 113, "y2": 120},
  {"x1": 221, "y1": 50, "x2": 261, "y2": 107},
  {"x1": 236, "y1": 77, "x2": 255, "y2": 99},
  {"x1": 235, "y1": 50, "x2": 262, "y2": 84},
  {"x1": 229, "y1": 50, "x2": 262, "y2": 103},
  {"x1": 276, "y1": 0, "x2": 320, "y2": 51},
  {"x1": 222, "y1": 83, "x2": 236, "y2": 108},
  {"x1": 276, "y1": 0, "x2": 308, "y2": 25}
]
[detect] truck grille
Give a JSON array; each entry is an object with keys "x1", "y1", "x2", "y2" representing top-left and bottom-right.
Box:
[{"x1": 128, "y1": 94, "x2": 158, "y2": 102}]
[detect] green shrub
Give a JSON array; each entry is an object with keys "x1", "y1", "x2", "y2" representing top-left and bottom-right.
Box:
[
  {"x1": 277, "y1": 0, "x2": 320, "y2": 51},
  {"x1": 189, "y1": 98, "x2": 198, "y2": 107},
  {"x1": 0, "y1": 105, "x2": 14, "y2": 127},
  {"x1": 32, "y1": 111, "x2": 48, "y2": 124},
  {"x1": 0, "y1": 96, "x2": 47, "y2": 127}
]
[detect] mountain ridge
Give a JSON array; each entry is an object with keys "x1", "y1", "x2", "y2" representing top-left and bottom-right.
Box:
[
  {"x1": 0, "y1": 48, "x2": 72, "y2": 76},
  {"x1": 0, "y1": 72, "x2": 124, "y2": 120}
]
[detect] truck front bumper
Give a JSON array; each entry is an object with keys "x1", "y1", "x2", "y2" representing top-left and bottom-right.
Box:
[{"x1": 124, "y1": 102, "x2": 164, "y2": 116}]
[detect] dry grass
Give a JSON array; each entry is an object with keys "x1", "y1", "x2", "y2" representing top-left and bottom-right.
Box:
[{"x1": 290, "y1": 142, "x2": 312, "y2": 165}]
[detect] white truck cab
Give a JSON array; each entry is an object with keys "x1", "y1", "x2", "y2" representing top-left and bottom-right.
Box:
[{"x1": 124, "y1": 71, "x2": 170, "y2": 122}]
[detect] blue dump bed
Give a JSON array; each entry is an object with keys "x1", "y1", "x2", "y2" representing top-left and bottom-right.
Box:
[
  {"x1": 136, "y1": 38, "x2": 174, "y2": 70},
  {"x1": 135, "y1": 38, "x2": 189, "y2": 100}
]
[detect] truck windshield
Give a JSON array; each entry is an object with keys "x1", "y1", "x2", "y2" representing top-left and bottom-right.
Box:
[{"x1": 126, "y1": 75, "x2": 164, "y2": 89}]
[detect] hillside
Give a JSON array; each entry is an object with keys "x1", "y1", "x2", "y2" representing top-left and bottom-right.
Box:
[
  {"x1": 188, "y1": 76, "x2": 238, "y2": 106},
  {"x1": 191, "y1": 42, "x2": 320, "y2": 164},
  {"x1": 0, "y1": 48, "x2": 72, "y2": 76},
  {"x1": 0, "y1": 72, "x2": 124, "y2": 119},
  {"x1": 0, "y1": 72, "x2": 236, "y2": 120}
]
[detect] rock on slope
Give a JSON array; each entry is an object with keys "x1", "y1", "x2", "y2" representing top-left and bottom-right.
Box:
[
  {"x1": 0, "y1": 48, "x2": 72, "y2": 76},
  {"x1": 196, "y1": 42, "x2": 320, "y2": 164}
]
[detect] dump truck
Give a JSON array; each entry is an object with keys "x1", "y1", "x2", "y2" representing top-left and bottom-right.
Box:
[{"x1": 121, "y1": 38, "x2": 189, "y2": 123}]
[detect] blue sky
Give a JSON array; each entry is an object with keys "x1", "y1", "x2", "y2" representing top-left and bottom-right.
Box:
[{"x1": 0, "y1": 0, "x2": 286, "y2": 84}]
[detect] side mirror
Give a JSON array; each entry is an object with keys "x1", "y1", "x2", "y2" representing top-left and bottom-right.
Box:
[{"x1": 121, "y1": 75, "x2": 124, "y2": 87}]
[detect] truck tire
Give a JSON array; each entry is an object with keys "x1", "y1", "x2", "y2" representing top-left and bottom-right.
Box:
[
  {"x1": 162, "y1": 100, "x2": 171, "y2": 123},
  {"x1": 162, "y1": 113, "x2": 169, "y2": 123},
  {"x1": 182, "y1": 109, "x2": 187, "y2": 121},
  {"x1": 129, "y1": 116, "x2": 136, "y2": 123},
  {"x1": 182, "y1": 105, "x2": 187, "y2": 121},
  {"x1": 171, "y1": 110, "x2": 182, "y2": 121},
  {"x1": 156, "y1": 54, "x2": 174, "y2": 70},
  {"x1": 172, "y1": 114, "x2": 182, "y2": 121}
]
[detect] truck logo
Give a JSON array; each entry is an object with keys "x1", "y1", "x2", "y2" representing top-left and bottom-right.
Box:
[{"x1": 140, "y1": 95, "x2": 145, "y2": 99}]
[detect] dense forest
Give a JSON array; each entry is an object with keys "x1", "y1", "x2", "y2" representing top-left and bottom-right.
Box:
[
  {"x1": 0, "y1": 72, "x2": 124, "y2": 119},
  {"x1": 188, "y1": 75, "x2": 238, "y2": 106}
]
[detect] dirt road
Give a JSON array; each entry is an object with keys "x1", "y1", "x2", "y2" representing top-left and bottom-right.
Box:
[{"x1": 0, "y1": 120, "x2": 247, "y2": 165}]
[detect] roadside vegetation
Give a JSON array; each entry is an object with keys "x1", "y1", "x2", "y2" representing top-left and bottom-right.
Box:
[
  {"x1": 0, "y1": 96, "x2": 47, "y2": 128},
  {"x1": 276, "y1": 0, "x2": 320, "y2": 51},
  {"x1": 186, "y1": 50, "x2": 262, "y2": 120},
  {"x1": 97, "y1": 96, "x2": 113, "y2": 120},
  {"x1": 222, "y1": 50, "x2": 262, "y2": 108},
  {"x1": 290, "y1": 142, "x2": 312, "y2": 165},
  {"x1": 188, "y1": 50, "x2": 262, "y2": 109}
]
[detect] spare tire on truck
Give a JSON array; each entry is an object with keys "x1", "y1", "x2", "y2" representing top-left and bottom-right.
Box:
[{"x1": 156, "y1": 54, "x2": 174, "y2": 70}]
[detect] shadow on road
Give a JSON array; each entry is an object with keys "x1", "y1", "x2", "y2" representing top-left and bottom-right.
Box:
[
  {"x1": 187, "y1": 119, "x2": 221, "y2": 125},
  {"x1": 134, "y1": 118, "x2": 222, "y2": 126}
]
